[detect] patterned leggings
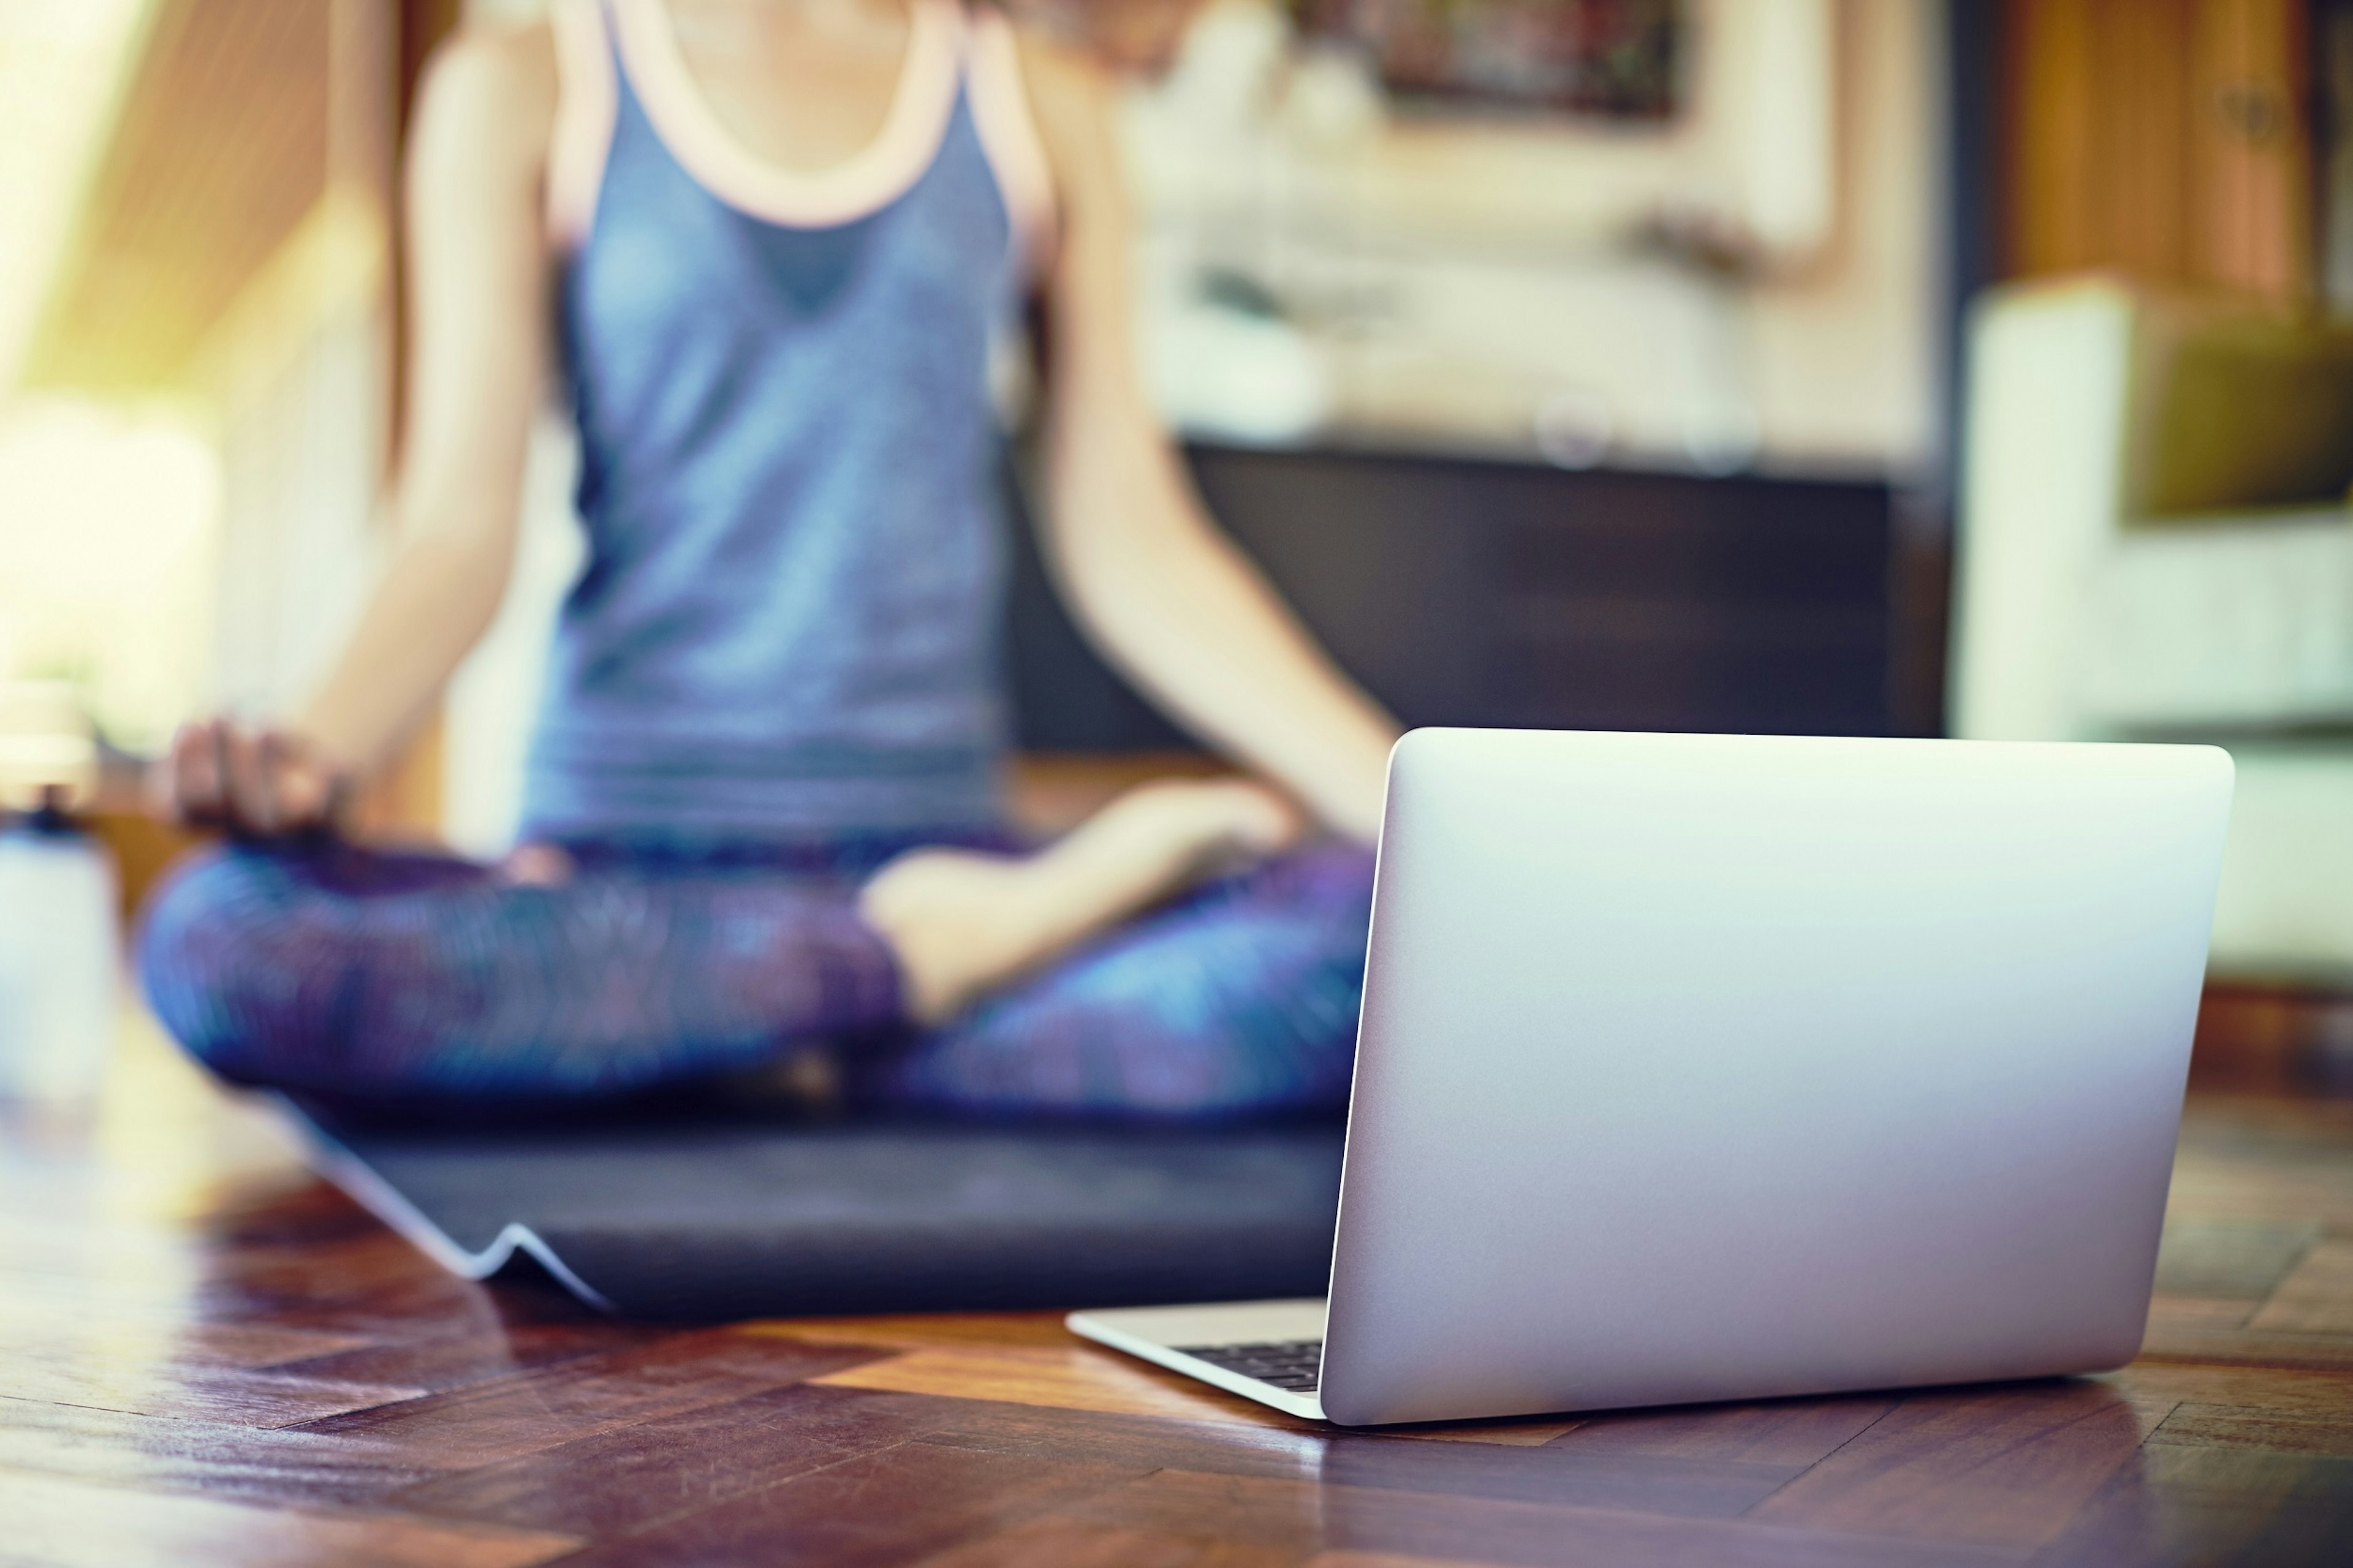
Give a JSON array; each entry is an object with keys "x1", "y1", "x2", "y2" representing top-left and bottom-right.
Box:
[{"x1": 137, "y1": 835, "x2": 1374, "y2": 1119}]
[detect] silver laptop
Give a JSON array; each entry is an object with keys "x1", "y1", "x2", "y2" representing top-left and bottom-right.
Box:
[{"x1": 1070, "y1": 727, "x2": 2233, "y2": 1427}]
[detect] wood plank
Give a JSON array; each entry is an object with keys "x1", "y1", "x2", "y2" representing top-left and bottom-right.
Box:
[
  {"x1": 2151, "y1": 1220, "x2": 2322, "y2": 1300},
  {"x1": 1049, "y1": 1467, "x2": 2025, "y2": 1568},
  {"x1": 1544, "y1": 1393, "x2": 1897, "y2": 1466},
  {"x1": 1309, "y1": 1438, "x2": 1795, "y2": 1519},
  {"x1": 2150, "y1": 1404, "x2": 2353, "y2": 1456},
  {"x1": 0, "y1": 1314, "x2": 368, "y2": 1372},
  {"x1": 384, "y1": 1384, "x2": 952, "y2": 1539},
  {"x1": 2101, "y1": 1360, "x2": 2353, "y2": 1417},
  {"x1": 917, "y1": 1395, "x2": 1799, "y2": 1518},
  {"x1": 1747, "y1": 1381, "x2": 2167, "y2": 1548},
  {"x1": 784, "y1": 1322, "x2": 1578, "y2": 1445},
  {"x1": 2164, "y1": 1154, "x2": 2353, "y2": 1230},
  {"x1": 915, "y1": 1519, "x2": 1298, "y2": 1568},
  {"x1": 810, "y1": 1339, "x2": 1320, "y2": 1431},
  {"x1": 2142, "y1": 1293, "x2": 2256, "y2": 1338},
  {"x1": 0, "y1": 1359, "x2": 423, "y2": 1429},
  {"x1": 2028, "y1": 1439, "x2": 2353, "y2": 1566},
  {"x1": 746, "y1": 1312, "x2": 1083, "y2": 1352},
  {"x1": 0, "y1": 1230, "x2": 496, "y2": 1330},
  {"x1": 0, "y1": 1170, "x2": 360, "y2": 1254},
  {"x1": 547, "y1": 1437, "x2": 1148, "y2": 1567},
  {"x1": 2248, "y1": 1238, "x2": 2353, "y2": 1333},
  {"x1": 289, "y1": 1328, "x2": 893, "y2": 1471},
  {"x1": 257, "y1": 1317, "x2": 659, "y2": 1397},
  {"x1": 0, "y1": 1468, "x2": 578, "y2": 1568},
  {"x1": 2134, "y1": 1323, "x2": 2353, "y2": 1373},
  {"x1": 2179, "y1": 1095, "x2": 2353, "y2": 1147},
  {"x1": 202, "y1": 1233, "x2": 511, "y2": 1319},
  {"x1": 0, "y1": 1398, "x2": 442, "y2": 1510},
  {"x1": 2137, "y1": 1273, "x2": 2353, "y2": 1370},
  {"x1": 911, "y1": 1386, "x2": 1333, "y2": 1479}
]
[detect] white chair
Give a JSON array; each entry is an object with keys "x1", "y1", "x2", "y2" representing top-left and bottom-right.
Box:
[{"x1": 1953, "y1": 278, "x2": 2353, "y2": 977}]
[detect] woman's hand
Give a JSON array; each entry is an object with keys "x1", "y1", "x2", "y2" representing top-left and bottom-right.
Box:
[{"x1": 154, "y1": 719, "x2": 349, "y2": 838}]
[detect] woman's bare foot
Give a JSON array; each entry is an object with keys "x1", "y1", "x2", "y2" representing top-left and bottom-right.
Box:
[
  {"x1": 497, "y1": 842, "x2": 575, "y2": 888},
  {"x1": 859, "y1": 777, "x2": 1304, "y2": 1023}
]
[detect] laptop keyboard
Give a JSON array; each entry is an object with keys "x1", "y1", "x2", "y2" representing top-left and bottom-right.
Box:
[{"x1": 1175, "y1": 1339, "x2": 1325, "y2": 1392}]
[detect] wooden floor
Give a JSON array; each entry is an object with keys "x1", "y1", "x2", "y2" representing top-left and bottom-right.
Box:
[{"x1": 5, "y1": 1015, "x2": 2353, "y2": 1566}]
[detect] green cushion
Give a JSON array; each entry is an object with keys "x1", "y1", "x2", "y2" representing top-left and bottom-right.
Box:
[{"x1": 2140, "y1": 317, "x2": 2353, "y2": 517}]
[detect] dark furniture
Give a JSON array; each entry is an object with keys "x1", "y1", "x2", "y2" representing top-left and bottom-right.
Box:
[{"x1": 1010, "y1": 443, "x2": 1899, "y2": 749}]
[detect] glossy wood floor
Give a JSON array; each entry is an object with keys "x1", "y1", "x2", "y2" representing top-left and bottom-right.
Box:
[{"x1": 5, "y1": 1012, "x2": 2352, "y2": 1567}]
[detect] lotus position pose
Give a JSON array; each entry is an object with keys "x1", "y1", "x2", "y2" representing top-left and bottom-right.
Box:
[{"x1": 140, "y1": 0, "x2": 1399, "y2": 1116}]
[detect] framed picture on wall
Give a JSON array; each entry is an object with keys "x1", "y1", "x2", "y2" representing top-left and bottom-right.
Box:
[{"x1": 1291, "y1": 0, "x2": 1685, "y2": 120}]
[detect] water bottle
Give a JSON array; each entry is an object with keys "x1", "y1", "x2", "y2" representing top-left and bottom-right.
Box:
[{"x1": 0, "y1": 787, "x2": 121, "y2": 1104}]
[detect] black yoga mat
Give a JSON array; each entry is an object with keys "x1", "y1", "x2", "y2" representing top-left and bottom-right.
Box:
[{"x1": 291, "y1": 1104, "x2": 1346, "y2": 1320}]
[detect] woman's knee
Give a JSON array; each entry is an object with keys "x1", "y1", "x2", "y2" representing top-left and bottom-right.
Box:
[
  {"x1": 1107, "y1": 904, "x2": 1370, "y2": 1116},
  {"x1": 137, "y1": 846, "x2": 337, "y2": 1081},
  {"x1": 877, "y1": 923, "x2": 1366, "y2": 1120}
]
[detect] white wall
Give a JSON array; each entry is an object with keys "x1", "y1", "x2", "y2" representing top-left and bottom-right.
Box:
[{"x1": 1130, "y1": 0, "x2": 1939, "y2": 476}]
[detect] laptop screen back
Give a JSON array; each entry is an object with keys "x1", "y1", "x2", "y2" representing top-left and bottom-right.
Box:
[{"x1": 1321, "y1": 729, "x2": 2232, "y2": 1427}]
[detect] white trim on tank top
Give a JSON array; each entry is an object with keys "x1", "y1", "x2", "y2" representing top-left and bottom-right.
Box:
[
  {"x1": 545, "y1": 0, "x2": 1055, "y2": 268},
  {"x1": 964, "y1": 6, "x2": 1058, "y2": 277},
  {"x1": 546, "y1": 0, "x2": 618, "y2": 249}
]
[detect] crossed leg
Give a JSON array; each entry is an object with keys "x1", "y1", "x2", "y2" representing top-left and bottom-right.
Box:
[
  {"x1": 139, "y1": 778, "x2": 1370, "y2": 1114},
  {"x1": 853, "y1": 841, "x2": 1375, "y2": 1119}
]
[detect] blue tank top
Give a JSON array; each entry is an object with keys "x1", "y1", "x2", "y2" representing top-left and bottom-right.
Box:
[{"x1": 525, "y1": 0, "x2": 1047, "y2": 842}]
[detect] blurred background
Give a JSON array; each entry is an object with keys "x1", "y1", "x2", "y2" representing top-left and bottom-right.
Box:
[{"x1": 0, "y1": 0, "x2": 2346, "y2": 1089}]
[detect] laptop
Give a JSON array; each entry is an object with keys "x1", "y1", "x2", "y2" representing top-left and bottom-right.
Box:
[{"x1": 1069, "y1": 727, "x2": 2234, "y2": 1427}]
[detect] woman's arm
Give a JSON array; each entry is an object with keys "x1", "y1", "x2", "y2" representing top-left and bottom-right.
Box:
[
  {"x1": 163, "y1": 28, "x2": 556, "y2": 833},
  {"x1": 1018, "y1": 40, "x2": 1400, "y2": 842}
]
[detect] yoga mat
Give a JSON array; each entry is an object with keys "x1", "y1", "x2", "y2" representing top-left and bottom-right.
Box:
[{"x1": 291, "y1": 1104, "x2": 1346, "y2": 1319}]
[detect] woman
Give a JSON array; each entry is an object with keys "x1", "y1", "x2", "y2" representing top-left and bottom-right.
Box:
[{"x1": 142, "y1": 0, "x2": 1400, "y2": 1117}]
